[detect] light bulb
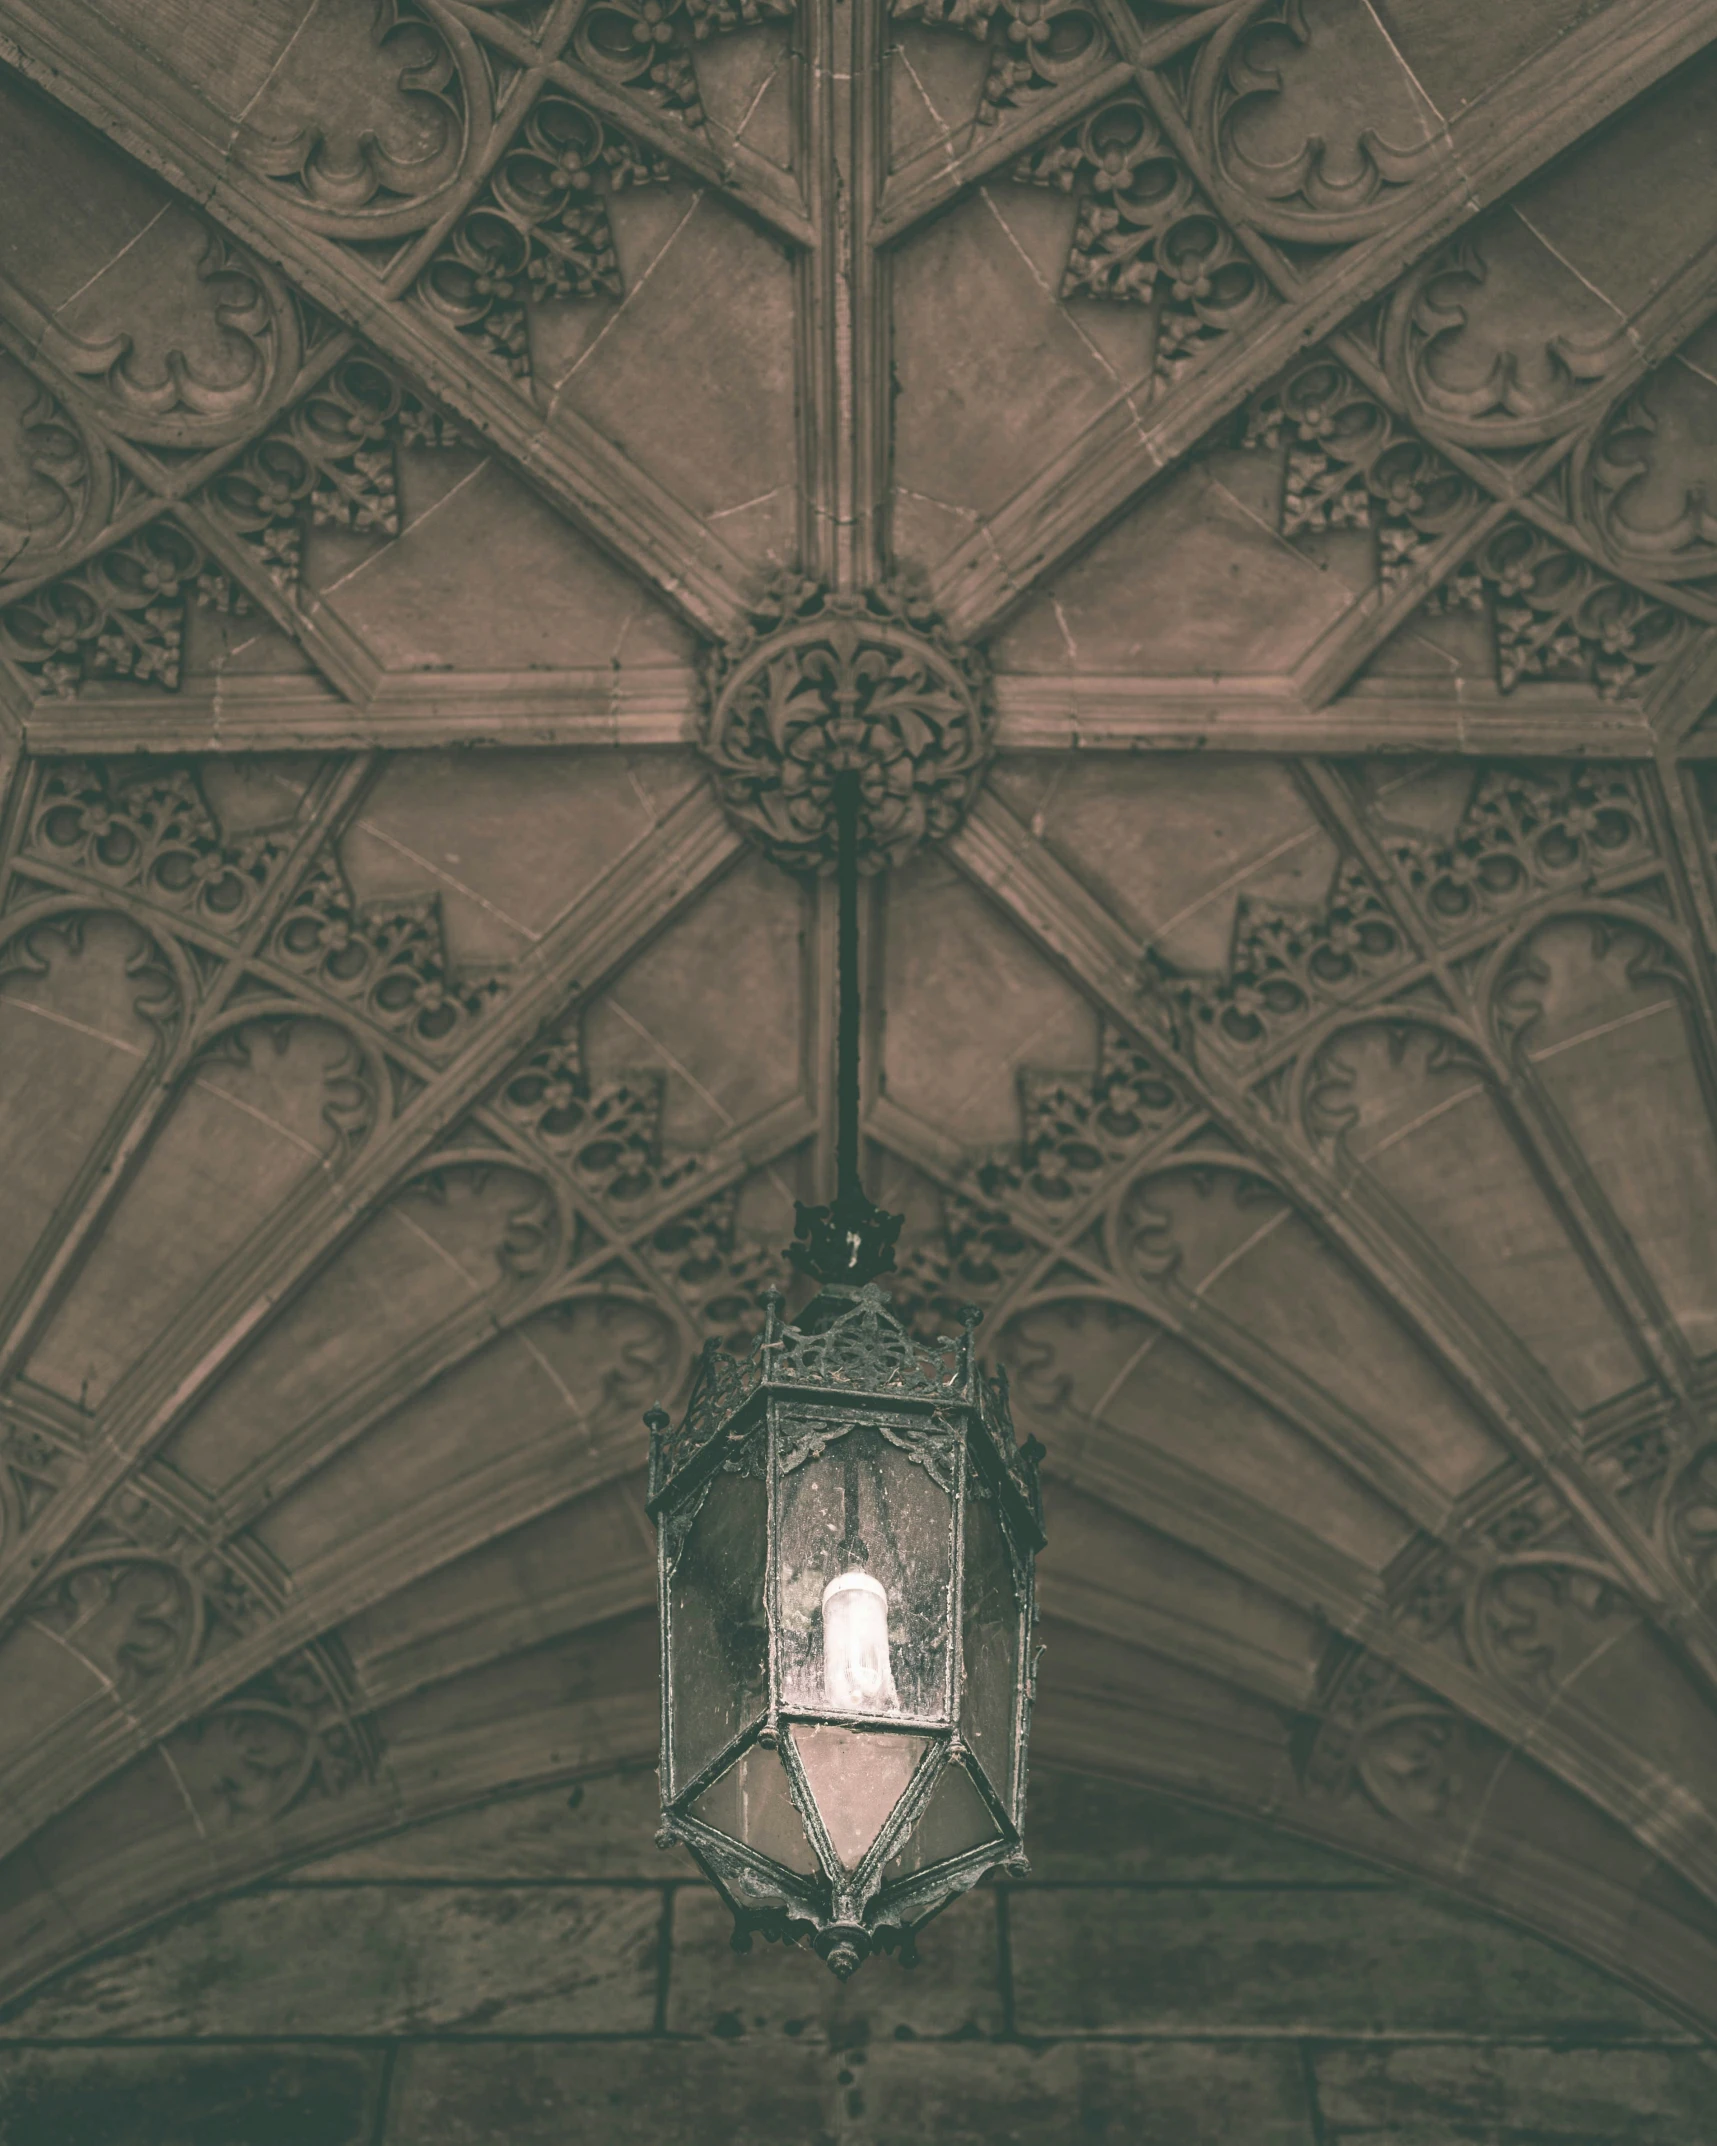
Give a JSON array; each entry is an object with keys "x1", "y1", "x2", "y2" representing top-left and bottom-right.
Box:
[{"x1": 821, "y1": 1570, "x2": 900, "y2": 1713}]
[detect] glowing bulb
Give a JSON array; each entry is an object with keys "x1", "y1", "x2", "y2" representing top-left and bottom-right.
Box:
[{"x1": 821, "y1": 1570, "x2": 900, "y2": 1713}]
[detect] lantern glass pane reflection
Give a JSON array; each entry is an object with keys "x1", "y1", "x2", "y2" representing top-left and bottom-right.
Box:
[
  {"x1": 668, "y1": 1469, "x2": 767, "y2": 1795},
  {"x1": 776, "y1": 1422, "x2": 955, "y2": 1721},
  {"x1": 882, "y1": 1759, "x2": 999, "y2": 1883},
  {"x1": 691, "y1": 1744, "x2": 819, "y2": 1874},
  {"x1": 960, "y1": 1481, "x2": 1022, "y2": 1810},
  {"x1": 791, "y1": 1724, "x2": 930, "y2": 1868}
]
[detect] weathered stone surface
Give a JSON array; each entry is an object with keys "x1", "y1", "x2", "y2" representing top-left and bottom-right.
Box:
[
  {"x1": 0, "y1": 1885, "x2": 662, "y2": 2039},
  {"x1": 1313, "y1": 2042, "x2": 1717, "y2": 2141},
  {"x1": 851, "y1": 2039, "x2": 1317, "y2": 2146},
  {"x1": 285, "y1": 1768, "x2": 681, "y2": 1884},
  {"x1": 1009, "y1": 1885, "x2": 1678, "y2": 2039},
  {"x1": 382, "y1": 2040, "x2": 830, "y2": 2145},
  {"x1": 0, "y1": 2046, "x2": 383, "y2": 2146},
  {"x1": 1020, "y1": 1770, "x2": 1383, "y2": 1884}
]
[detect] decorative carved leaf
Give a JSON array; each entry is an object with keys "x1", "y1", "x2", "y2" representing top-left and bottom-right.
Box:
[
  {"x1": 1241, "y1": 351, "x2": 1692, "y2": 700},
  {"x1": 27, "y1": 760, "x2": 293, "y2": 932},
  {"x1": 269, "y1": 852, "x2": 508, "y2": 1057},
  {"x1": 1142, "y1": 856, "x2": 1406, "y2": 1067},
  {"x1": 893, "y1": 1027, "x2": 1190, "y2": 1335},
  {"x1": 491, "y1": 1031, "x2": 699, "y2": 1209},
  {"x1": 1380, "y1": 767, "x2": 1654, "y2": 938},
  {"x1": 1240, "y1": 351, "x2": 1476, "y2": 577},
  {"x1": 199, "y1": 352, "x2": 461, "y2": 596},
  {"x1": 700, "y1": 577, "x2": 993, "y2": 872},
  {"x1": 1012, "y1": 98, "x2": 1271, "y2": 383},
  {"x1": 0, "y1": 519, "x2": 241, "y2": 698},
  {"x1": 572, "y1": 0, "x2": 796, "y2": 131},
  {"x1": 415, "y1": 94, "x2": 670, "y2": 384},
  {"x1": 896, "y1": 0, "x2": 1115, "y2": 129},
  {"x1": 1426, "y1": 520, "x2": 1689, "y2": 702},
  {"x1": 643, "y1": 1187, "x2": 785, "y2": 1348}
]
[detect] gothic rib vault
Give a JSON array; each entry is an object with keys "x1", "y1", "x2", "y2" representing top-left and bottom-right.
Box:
[{"x1": 4, "y1": 0, "x2": 1717, "y2": 2039}]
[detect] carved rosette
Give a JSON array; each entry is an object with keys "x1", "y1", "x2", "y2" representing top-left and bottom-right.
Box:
[{"x1": 698, "y1": 580, "x2": 994, "y2": 873}]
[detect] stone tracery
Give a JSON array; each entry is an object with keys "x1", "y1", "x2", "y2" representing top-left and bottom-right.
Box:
[{"x1": 0, "y1": 0, "x2": 1713, "y2": 2084}]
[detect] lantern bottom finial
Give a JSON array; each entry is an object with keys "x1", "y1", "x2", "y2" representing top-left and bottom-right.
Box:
[{"x1": 818, "y1": 1926, "x2": 869, "y2": 1979}]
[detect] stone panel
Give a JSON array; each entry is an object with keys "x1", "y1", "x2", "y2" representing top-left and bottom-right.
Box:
[
  {"x1": 0, "y1": 2046, "x2": 383, "y2": 2146},
  {"x1": 0, "y1": 1885, "x2": 661, "y2": 2039},
  {"x1": 383, "y1": 2040, "x2": 829, "y2": 2145},
  {"x1": 1314, "y1": 2043, "x2": 1717, "y2": 2142},
  {"x1": 1009, "y1": 1886, "x2": 1677, "y2": 2039},
  {"x1": 852, "y1": 2039, "x2": 1316, "y2": 2146},
  {"x1": 284, "y1": 1769, "x2": 679, "y2": 1885}
]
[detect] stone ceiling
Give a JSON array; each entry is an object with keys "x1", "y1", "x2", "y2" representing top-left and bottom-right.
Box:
[{"x1": 4, "y1": 0, "x2": 1717, "y2": 2039}]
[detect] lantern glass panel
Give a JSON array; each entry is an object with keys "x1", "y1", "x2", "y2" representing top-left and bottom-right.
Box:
[
  {"x1": 776, "y1": 1422, "x2": 955, "y2": 1721},
  {"x1": 691, "y1": 1744, "x2": 819, "y2": 1875},
  {"x1": 882, "y1": 1758, "x2": 999, "y2": 1881},
  {"x1": 959, "y1": 1478, "x2": 1021, "y2": 1810},
  {"x1": 669, "y1": 1468, "x2": 768, "y2": 1795},
  {"x1": 790, "y1": 1723, "x2": 931, "y2": 1869}
]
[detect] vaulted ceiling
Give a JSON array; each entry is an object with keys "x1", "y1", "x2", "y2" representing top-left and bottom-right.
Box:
[{"x1": 5, "y1": 0, "x2": 1717, "y2": 2040}]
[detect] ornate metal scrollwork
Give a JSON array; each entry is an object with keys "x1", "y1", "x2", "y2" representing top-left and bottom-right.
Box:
[{"x1": 698, "y1": 578, "x2": 994, "y2": 874}]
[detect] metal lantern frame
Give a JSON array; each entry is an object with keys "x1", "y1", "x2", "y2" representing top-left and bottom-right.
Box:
[
  {"x1": 646, "y1": 1282, "x2": 1045, "y2": 1972},
  {"x1": 644, "y1": 765, "x2": 1046, "y2": 1975}
]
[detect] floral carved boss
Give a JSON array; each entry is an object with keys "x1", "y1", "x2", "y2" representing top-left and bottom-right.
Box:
[{"x1": 697, "y1": 580, "x2": 994, "y2": 873}]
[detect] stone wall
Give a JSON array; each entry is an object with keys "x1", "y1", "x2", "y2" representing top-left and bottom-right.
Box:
[{"x1": 0, "y1": 1765, "x2": 1711, "y2": 2143}]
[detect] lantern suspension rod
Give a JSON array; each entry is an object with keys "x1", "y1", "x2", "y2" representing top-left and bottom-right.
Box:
[
  {"x1": 788, "y1": 771, "x2": 902, "y2": 1287},
  {"x1": 834, "y1": 767, "x2": 863, "y2": 1206}
]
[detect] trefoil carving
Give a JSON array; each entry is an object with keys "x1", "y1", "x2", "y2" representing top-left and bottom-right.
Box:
[
  {"x1": 1380, "y1": 766, "x2": 1653, "y2": 937},
  {"x1": 416, "y1": 93, "x2": 671, "y2": 384},
  {"x1": 491, "y1": 1029, "x2": 700, "y2": 1209},
  {"x1": 572, "y1": 0, "x2": 796, "y2": 132},
  {"x1": 164, "y1": 1644, "x2": 381, "y2": 1833},
  {"x1": 1303, "y1": 1649, "x2": 1467, "y2": 1827},
  {"x1": 28, "y1": 760, "x2": 292, "y2": 933},
  {"x1": 200, "y1": 353, "x2": 462, "y2": 597},
  {"x1": 1141, "y1": 857, "x2": 1405, "y2": 1067},
  {"x1": 1188, "y1": 1, "x2": 1444, "y2": 241},
  {"x1": 1012, "y1": 99, "x2": 1271, "y2": 383},
  {"x1": 270, "y1": 852, "x2": 507, "y2": 1057},
  {"x1": 894, "y1": 0, "x2": 1114, "y2": 129},
  {"x1": 25, "y1": 1481, "x2": 272, "y2": 1704}
]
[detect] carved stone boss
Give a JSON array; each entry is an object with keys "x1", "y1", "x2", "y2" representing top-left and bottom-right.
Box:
[{"x1": 697, "y1": 579, "x2": 994, "y2": 873}]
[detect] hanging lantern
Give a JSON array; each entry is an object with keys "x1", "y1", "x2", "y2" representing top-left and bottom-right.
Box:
[{"x1": 645, "y1": 770, "x2": 1045, "y2": 1976}]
